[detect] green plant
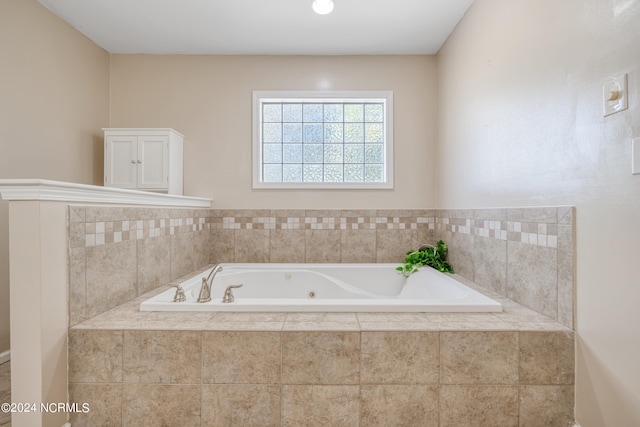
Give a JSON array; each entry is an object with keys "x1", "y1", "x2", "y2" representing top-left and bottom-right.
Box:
[{"x1": 396, "y1": 240, "x2": 455, "y2": 277}]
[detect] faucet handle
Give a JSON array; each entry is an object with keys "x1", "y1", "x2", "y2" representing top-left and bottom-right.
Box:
[
  {"x1": 222, "y1": 284, "x2": 243, "y2": 303},
  {"x1": 172, "y1": 285, "x2": 186, "y2": 302}
]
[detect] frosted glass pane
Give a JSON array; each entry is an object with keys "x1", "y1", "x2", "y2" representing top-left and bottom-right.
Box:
[
  {"x1": 344, "y1": 124, "x2": 364, "y2": 143},
  {"x1": 344, "y1": 144, "x2": 363, "y2": 163},
  {"x1": 345, "y1": 164, "x2": 364, "y2": 182},
  {"x1": 283, "y1": 124, "x2": 302, "y2": 143},
  {"x1": 303, "y1": 164, "x2": 323, "y2": 182},
  {"x1": 324, "y1": 144, "x2": 343, "y2": 163},
  {"x1": 324, "y1": 104, "x2": 343, "y2": 122},
  {"x1": 283, "y1": 104, "x2": 302, "y2": 122},
  {"x1": 263, "y1": 104, "x2": 281, "y2": 122},
  {"x1": 263, "y1": 123, "x2": 282, "y2": 143},
  {"x1": 365, "y1": 144, "x2": 383, "y2": 163},
  {"x1": 263, "y1": 144, "x2": 282, "y2": 163},
  {"x1": 365, "y1": 164, "x2": 383, "y2": 182},
  {"x1": 303, "y1": 124, "x2": 323, "y2": 143},
  {"x1": 303, "y1": 104, "x2": 323, "y2": 122},
  {"x1": 344, "y1": 104, "x2": 364, "y2": 122},
  {"x1": 256, "y1": 96, "x2": 390, "y2": 187},
  {"x1": 324, "y1": 124, "x2": 343, "y2": 143},
  {"x1": 324, "y1": 165, "x2": 343, "y2": 182},
  {"x1": 365, "y1": 123, "x2": 383, "y2": 143},
  {"x1": 365, "y1": 104, "x2": 383, "y2": 122},
  {"x1": 303, "y1": 144, "x2": 323, "y2": 163},
  {"x1": 283, "y1": 164, "x2": 302, "y2": 182},
  {"x1": 263, "y1": 164, "x2": 282, "y2": 182},
  {"x1": 283, "y1": 144, "x2": 302, "y2": 163}
]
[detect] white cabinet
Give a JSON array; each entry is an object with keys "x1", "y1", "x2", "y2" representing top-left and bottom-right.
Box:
[{"x1": 104, "y1": 128, "x2": 184, "y2": 195}]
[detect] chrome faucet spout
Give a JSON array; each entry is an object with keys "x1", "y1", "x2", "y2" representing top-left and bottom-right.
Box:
[{"x1": 197, "y1": 264, "x2": 223, "y2": 303}]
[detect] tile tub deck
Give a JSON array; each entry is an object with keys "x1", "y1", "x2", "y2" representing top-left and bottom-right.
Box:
[{"x1": 68, "y1": 270, "x2": 575, "y2": 426}]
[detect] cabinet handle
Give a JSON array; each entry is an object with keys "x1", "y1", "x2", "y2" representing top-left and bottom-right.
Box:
[
  {"x1": 131, "y1": 160, "x2": 136, "y2": 164},
  {"x1": 137, "y1": 160, "x2": 142, "y2": 164}
]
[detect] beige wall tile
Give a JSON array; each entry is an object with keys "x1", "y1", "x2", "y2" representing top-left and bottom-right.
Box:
[
  {"x1": 202, "y1": 331, "x2": 280, "y2": 384},
  {"x1": 69, "y1": 222, "x2": 85, "y2": 249},
  {"x1": 361, "y1": 332, "x2": 439, "y2": 384},
  {"x1": 122, "y1": 384, "x2": 200, "y2": 426},
  {"x1": 202, "y1": 384, "x2": 280, "y2": 427},
  {"x1": 519, "y1": 385, "x2": 575, "y2": 427},
  {"x1": 415, "y1": 227, "x2": 436, "y2": 249},
  {"x1": 507, "y1": 207, "x2": 557, "y2": 223},
  {"x1": 440, "y1": 385, "x2": 519, "y2": 427},
  {"x1": 210, "y1": 229, "x2": 235, "y2": 263},
  {"x1": 137, "y1": 235, "x2": 171, "y2": 294},
  {"x1": 441, "y1": 331, "x2": 519, "y2": 384},
  {"x1": 557, "y1": 224, "x2": 574, "y2": 327},
  {"x1": 340, "y1": 229, "x2": 376, "y2": 263},
  {"x1": 85, "y1": 240, "x2": 137, "y2": 318},
  {"x1": 235, "y1": 229, "x2": 270, "y2": 262},
  {"x1": 445, "y1": 231, "x2": 475, "y2": 280},
  {"x1": 520, "y1": 331, "x2": 574, "y2": 385},
  {"x1": 123, "y1": 330, "x2": 201, "y2": 384},
  {"x1": 282, "y1": 332, "x2": 360, "y2": 384},
  {"x1": 283, "y1": 313, "x2": 360, "y2": 331},
  {"x1": 305, "y1": 230, "x2": 341, "y2": 263},
  {"x1": 86, "y1": 206, "x2": 137, "y2": 223},
  {"x1": 194, "y1": 230, "x2": 213, "y2": 269},
  {"x1": 281, "y1": 385, "x2": 360, "y2": 427},
  {"x1": 69, "y1": 247, "x2": 87, "y2": 326},
  {"x1": 171, "y1": 231, "x2": 211, "y2": 279},
  {"x1": 360, "y1": 385, "x2": 438, "y2": 427},
  {"x1": 270, "y1": 230, "x2": 305, "y2": 263},
  {"x1": 69, "y1": 383, "x2": 122, "y2": 427},
  {"x1": 68, "y1": 329, "x2": 123, "y2": 383},
  {"x1": 376, "y1": 229, "x2": 415, "y2": 263},
  {"x1": 507, "y1": 241, "x2": 558, "y2": 319},
  {"x1": 473, "y1": 236, "x2": 507, "y2": 295}
]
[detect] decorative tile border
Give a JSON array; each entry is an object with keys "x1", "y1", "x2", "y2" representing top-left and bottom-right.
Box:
[
  {"x1": 217, "y1": 212, "x2": 435, "y2": 231},
  {"x1": 69, "y1": 206, "x2": 212, "y2": 249},
  {"x1": 83, "y1": 217, "x2": 209, "y2": 247},
  {"x1": 437, "y1": 218, "x2": 558, "y2": 248}
]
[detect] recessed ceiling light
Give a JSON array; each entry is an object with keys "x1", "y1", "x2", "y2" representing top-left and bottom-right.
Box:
[{"x1": 312, "y1": 0, "x2": 334, "y2": 15}]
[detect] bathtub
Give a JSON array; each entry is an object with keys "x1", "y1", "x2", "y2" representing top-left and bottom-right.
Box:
[{"x1": 140, "y1": 263, "x2": 502, "y2": 313}]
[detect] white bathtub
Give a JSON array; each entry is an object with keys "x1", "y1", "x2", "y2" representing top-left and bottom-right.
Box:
[{"x1": 140, "y1": 263, "x2": 502, "y2": 313}]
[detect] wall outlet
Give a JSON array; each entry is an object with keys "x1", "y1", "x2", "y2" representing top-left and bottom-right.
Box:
[{"x1": 603, "y1": 74, "x2": 628, "y2": 116}]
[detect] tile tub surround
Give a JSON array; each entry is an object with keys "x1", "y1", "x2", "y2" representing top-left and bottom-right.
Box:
[
  {"x1": 209, "y1": 209, "x2": 436, "y2": 264},
  {"x1": 68, "y1": 281, "x2": 575, "y2": 426},
  {"x1": 69, "y1": 207, "x2": 435, "y2": 325},
  {"x1": 68, "y1": 206, "x2": 575, "y2": 328},
  {"x1": 69, "y1": 205, "x2": 213, "y2": 325},
  {"x1": 436, "y1": 207, "x2": 575, "y2": 328}
]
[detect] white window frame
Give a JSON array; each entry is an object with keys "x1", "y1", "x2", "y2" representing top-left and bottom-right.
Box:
[{"x1": 252, "y1": 91, "x2": 394, "y2": 189}]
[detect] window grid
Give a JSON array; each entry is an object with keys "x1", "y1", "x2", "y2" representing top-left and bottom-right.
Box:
[{"x1": 261, "y1": 101, "x2": 385, "y2": 184}]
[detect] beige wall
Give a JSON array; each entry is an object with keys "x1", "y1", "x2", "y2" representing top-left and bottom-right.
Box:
[
  {"x1": 437, "y1": 0, "x2": 640, "y2": 425},
  {"x1": 109, "y1": 55, "x2": 438, "y2": 209},
  {"x1": 0, "y1": 0, "x2": 110, "y2": 352}
]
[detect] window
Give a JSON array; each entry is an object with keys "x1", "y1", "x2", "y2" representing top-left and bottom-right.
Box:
[{"x1": 252, "y1": 91, "x2": 393, "y2": 189}]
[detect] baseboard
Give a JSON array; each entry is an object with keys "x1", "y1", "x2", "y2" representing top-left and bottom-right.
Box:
[{"x1": 0, "y1": 350, "x2": 9, "y2": 364}]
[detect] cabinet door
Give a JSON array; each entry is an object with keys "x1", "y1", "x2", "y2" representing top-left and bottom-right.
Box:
[
  {"x1": 137, "y1": 135, "x2": 169, "y2": 189},
  {"x1": 105, "y1": 135, "x2": 137, "y2": 188}
]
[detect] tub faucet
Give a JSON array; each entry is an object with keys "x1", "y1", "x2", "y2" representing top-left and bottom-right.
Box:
[
  {"x1": 198, "y1": 264, "x2": 223, "y2": 303},
  {"x1": 222, "y1": 284, "x2": 243, "y2": 303}
]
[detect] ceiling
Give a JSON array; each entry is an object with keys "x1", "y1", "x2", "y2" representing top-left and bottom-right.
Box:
[{"x1": 38, "y1": 0, "x2": 474, "y2": 55}]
